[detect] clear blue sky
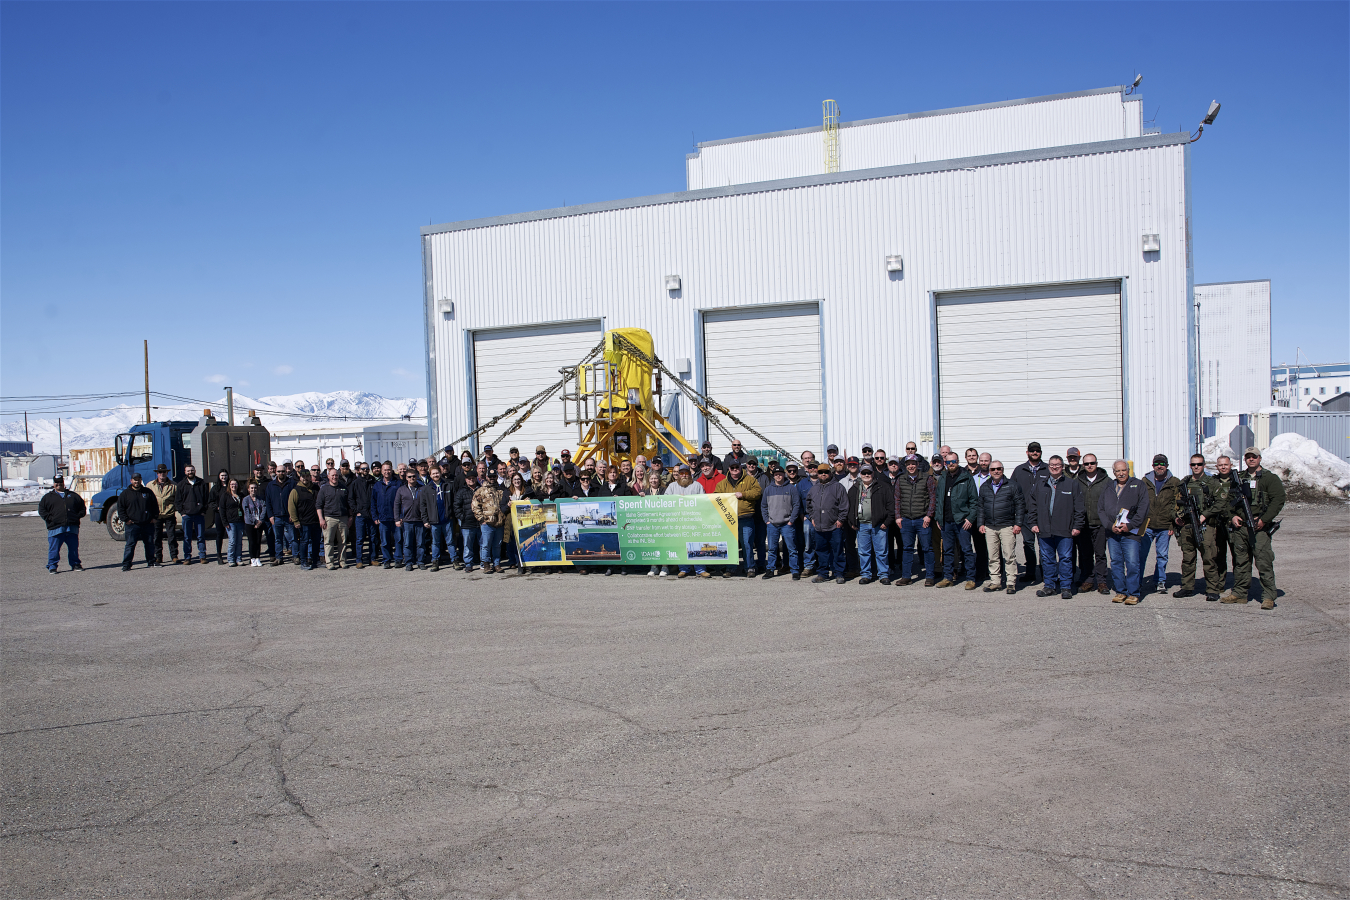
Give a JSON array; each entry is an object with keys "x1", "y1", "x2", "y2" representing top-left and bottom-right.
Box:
[{"x1": 3, "y1": 1, "x2": 1346, "y2": 408}]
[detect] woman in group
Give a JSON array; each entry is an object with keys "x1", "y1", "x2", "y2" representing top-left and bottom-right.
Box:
[
  {"x1": 541, "y1": 470, "x2": 569, "y2": 502},
  {"x1": 242, "y1": 480, "x2": 269, "y2": 567},
  {"x1": 637, "y1": 470, "x2": 668, "y2": 578},
  {"x1": 219, "y1": 478, "x2": 245, "y2": 567},
  {"x1": 207, "y1": 468, "x2": 230, "y2": 564},
  {"x1": 502, "y1": 472, "x2": 534, "y2": 570}
]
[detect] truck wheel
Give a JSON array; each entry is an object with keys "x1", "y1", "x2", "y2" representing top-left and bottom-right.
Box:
[{"x1": 105, "y1": 506, "x2": 125, "y2": 541}]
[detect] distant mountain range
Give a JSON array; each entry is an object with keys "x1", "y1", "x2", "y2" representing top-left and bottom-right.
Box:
[{"x1": 1, "y1": 391, "x2": 427, "y2": 454}]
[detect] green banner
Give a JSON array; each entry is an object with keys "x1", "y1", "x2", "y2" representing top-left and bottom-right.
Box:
[{"x1": 510, "y1": 493, "x2": 740, "y2": 568}]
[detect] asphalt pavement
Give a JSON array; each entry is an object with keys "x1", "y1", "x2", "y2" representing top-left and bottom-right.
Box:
[{"x1": 2, "y1": 506, "x2": 1347, "y2": 899}]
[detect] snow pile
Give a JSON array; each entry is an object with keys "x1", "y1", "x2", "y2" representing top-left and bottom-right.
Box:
[
  {"x1": 0, "y1": 485, "x2": 46, "y2": 504},
  {"x1": 1, "y1": 478, "x2": 39, "y2": 489},
  {"x1": 1201, "y1": 437, "x2": 1236, "y2": 468},
  {"x1": 1260, "y1": 433, "x2": 1350, "y2": 499},
  {"x1": 0, "y1": 391, "x2": 426, "y2": 454}
]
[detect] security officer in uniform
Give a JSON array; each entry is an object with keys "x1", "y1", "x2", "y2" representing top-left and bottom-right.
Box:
[
  {"x1": 1172, "y1": 453, "x2": 1223, "y2": 600},
  {"x1": 1210, "y1": 454, "x2": 1237, "y2": 587},
  {"x1": 1221, "y1": 447, "x2": 1285, "y2": 609}
]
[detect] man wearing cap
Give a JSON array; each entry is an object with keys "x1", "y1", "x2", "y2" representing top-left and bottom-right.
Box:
[
  {"x1": 789, "y1": 460, "x2": 817, "y2": 576},
  {"x1": 1098, "y1": 460, "x2": 1151, "y2": 604},
  {"x1": 838, "y1": 457, "x2": 862, "y2": 576},
  {"x1": 696, "y1": 441, "x2": 724, "y2": 476},
  {"x1": 148, "y1": 464, "x2": 180, "y2": 565},
  {"x1": 1075, "y1": 454, "x2": 1113, "y2": 593},
  {"x1": 934, "y1": 454, "x2": 979, "y2": 589},
  {"x1": 1174, "y1": 453, "x2": 1224, "y2": 601},
  {"x1": 806, "y1": 463, "x2": 849, "y2": 584},
  {"x1": 825, "y1": 444, "x2": 840, "y2": 466},
  {"x1": 1142, "y1": 455, "x2": 1183, "y2": 596},
  {"x1": 1011, "y1": 442, "x2": 1050, "y2": 584},
  {"x1": 1221, "y1": 448, "x2": 1285, "y2": 609},
  {"x1": 118, "y1": 472, "x2": 158, "y2": 571},
  {"x1": 1027, "y1": 455, "x2": 1085, "y2": 598},
  {"x1": 714, "y1": 460, "x2": 762, "y2": 578},
  {"x1": 39, "y1": 475, "x2": 86, "y2": 573},
  {"x1": 761, "y1": 462, "x2": 802, "y2": 580},
  {"x1": 893, "y1": 455, "x2": 937, "y2": 586},
  {"x1": 847, "y1": 463, "x2": 893, "y2": 585},
  {"x1": 661, "y1": 464, "x2": 709, "y2": 578},
  {"x1": 746, "y1": 456, "x2": 768, "y2": 574}
]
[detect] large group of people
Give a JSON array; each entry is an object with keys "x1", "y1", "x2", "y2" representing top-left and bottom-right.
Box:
[{"x1": 39, "y1": 437, "x2": 1285, "y2": 608}]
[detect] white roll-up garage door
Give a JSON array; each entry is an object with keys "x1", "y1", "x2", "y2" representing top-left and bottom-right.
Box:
[
  {"x1": 702, "y1": 304, "x2": 823, "y2": 456},
  {"x1": 473, "y1": 320, "x2": 602, "y2": 456},
  {"x1": 936, "y1": 282, "x2": 1123, "y2": 467}
]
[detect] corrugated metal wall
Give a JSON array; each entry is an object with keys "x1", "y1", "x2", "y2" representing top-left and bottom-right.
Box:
[
  {"x1": 1271, "y1": 412, "x2": 1350, "y2": 462},
  {"x1": 1196, "y1": 280, "x2": 1271, "y2": 416},
  {"x1": 427, "y1": 139, "x2": 1192, "y2": 468},
  {"x1": 687, "y1": 90, "x2": 1142, "y2": 189}
]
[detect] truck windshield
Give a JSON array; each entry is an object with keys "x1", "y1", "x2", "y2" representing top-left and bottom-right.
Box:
[{"x1": 129, "y1": 434, "x2": 154, "y2": 463}]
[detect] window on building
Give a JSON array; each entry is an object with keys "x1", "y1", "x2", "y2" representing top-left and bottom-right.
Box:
[
  {"x1": 1304, "y1": 388, "x2": 1311, "y2": 395},
  {"x1": 1320, "y1": 387, "x2": 1326, "y2": 395}
]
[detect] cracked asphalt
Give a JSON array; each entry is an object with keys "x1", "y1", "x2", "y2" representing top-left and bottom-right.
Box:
[{"x1": 2, "y1": 506, "x2": 1347, "y2": 899}]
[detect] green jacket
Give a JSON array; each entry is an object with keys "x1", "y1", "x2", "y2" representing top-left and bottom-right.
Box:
[
  {"x1": 1143, "y1": 471, "x2": 1183, "y2": 528},
  {"x1": 934, "y1": 468, "x2": 978, "y2": 527},
  {"x1": 1077, "y1": 469, "x2": 1114, "y2": 527},
  {"x1": 1230, "y1": 467, "x2": 1286, "y2": 526},
  {"x1": 1178, "y1": 473, "x2": 1225, "y2": 522}
]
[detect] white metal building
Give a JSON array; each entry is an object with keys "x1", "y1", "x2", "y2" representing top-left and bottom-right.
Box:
[
  {"x1": 1272, "y1": 362, "x2": 1350, "y2": 410},
  {"x1": 1195, "y1": 280, "x2": 1271, "y2": 416},
  {"x1": 686, "y1": 86, "x2": 1148, "y2": 190},
  {"x1": 422, "y1": 85, "x2": 1196, "y2": 469}
]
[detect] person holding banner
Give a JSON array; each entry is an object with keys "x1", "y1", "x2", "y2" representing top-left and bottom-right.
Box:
[
  {"x1": 638, "y1": 471, "x2": 670, "y2": 578},
  {"x1": 664, "y1": 464, "x2": 710, "y2": 578},
  {"x1": 714, "y1": 460, "x2": 762, "y2": 578}
]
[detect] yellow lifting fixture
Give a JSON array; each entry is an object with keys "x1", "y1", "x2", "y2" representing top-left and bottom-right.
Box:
[{"x1": 562, "y1": 328, "x2": 700, "y2": 466}]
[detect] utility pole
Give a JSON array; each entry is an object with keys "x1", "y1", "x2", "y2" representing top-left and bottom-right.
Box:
[
  {"x1": 58, "y1": 418, "x2": 63, "y2": 462},
  {"x1": 144, "y1": 340, "x2": 151, "y2": 424},
  {"x1": 226, "y1": 387, "x2": 234, "y2": 426},
  {"x1": 24, "y1": 412, "x2": 29, "y2": 442}
]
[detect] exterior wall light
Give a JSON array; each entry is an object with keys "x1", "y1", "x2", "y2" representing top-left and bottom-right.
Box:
[
  {"x1": 437, "y1": 298, "x2": 454, "y2": 316},
  {"x1": 1141, "y1": 234, "x2": 1160, "y2": 253},
  {"x1": 665, "y1": 275, "x2": 682, "y2": 291},
  {"x1": 885, "y1": 255, "x2": 903, "y2": 272}
]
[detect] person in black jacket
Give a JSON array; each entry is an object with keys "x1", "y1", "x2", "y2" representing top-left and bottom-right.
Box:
[
  {"x1": 39, "y1": 475, "x2": 86, "y2": 573},
  {"x1": 418, "y1": 466, "x2": 456, "y2": 572},
  {"x1": 175, "y1": 465, "x2": 211, "y2": 563},
  {"x1": 207, "y1": 469, "x2": 230, "y2": 564},
  {"x1": 975, "y1": 461, "x2": 1025, "y2": 593},
  {"x1": 347, "y1": 463, "x2": 374, "y2": 568},
  {"x1": 451, "y1": 469, "x2": 481, "y2": 572},
  {"x1": 1010, "y1": 442, "x2": 1050, "y2": 583},
  {"x1": 118, "y1": 473, "x2": 158, "y2": 570},
  {"x1": 846, "y1": 465, "x2": 894, "y2": 585}
]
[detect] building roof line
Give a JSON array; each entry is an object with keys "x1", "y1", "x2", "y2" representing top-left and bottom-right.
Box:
[
  {"x1": 1196, "y1": 279, "x2": 1272, "y2": 287},
  {"x1": 422, "y1": 131, "x2": 1189, "y2": 237},
  {"x1": 691, "y1": 85, "x2": 1132, "y2": 151}
]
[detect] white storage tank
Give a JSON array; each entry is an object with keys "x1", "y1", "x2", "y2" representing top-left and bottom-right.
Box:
[{"x1": 362, "y1": 424, "x2": 430, "y2": 466}]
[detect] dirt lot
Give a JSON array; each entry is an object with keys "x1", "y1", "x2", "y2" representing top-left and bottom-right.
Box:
[{"x1": 2, "y1": 506, "x2": 1347, "y2": 899}]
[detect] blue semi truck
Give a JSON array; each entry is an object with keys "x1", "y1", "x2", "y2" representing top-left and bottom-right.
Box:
[{"x1": 91, "y1": 410, "x2": 270, "y2": 540}]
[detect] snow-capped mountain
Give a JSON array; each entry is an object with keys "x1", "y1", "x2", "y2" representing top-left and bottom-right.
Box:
[{"x1": 1, "y1": 391, "x2": 427, "y2": 454}]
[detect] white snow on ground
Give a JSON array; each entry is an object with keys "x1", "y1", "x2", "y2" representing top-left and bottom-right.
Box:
[
  {"x1": 0, "y1": 391, "x2": 426, "y2": 454},
  {"x1": 0, "y1": 486, "x2": 46, "y2": 504},
  {"x1": 1203, "y1": 434, "x2": 1350, "y2": 499}
]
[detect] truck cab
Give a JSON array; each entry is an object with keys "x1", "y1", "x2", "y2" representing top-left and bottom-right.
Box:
[
  {"x1": 93, "y1": 411, "x2": 271, "y2": 540},
  {"x1": 92, "y1": 422, "x2": 197, "y2": 538}
]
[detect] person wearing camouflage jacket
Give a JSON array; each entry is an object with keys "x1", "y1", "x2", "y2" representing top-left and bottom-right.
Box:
[
  {"x1": 1173, "y1": 453, "x2": 1226, "y2": 600},
  {"x1": 1221, "y1": 447, "x2": 1285, "y2": 609}
]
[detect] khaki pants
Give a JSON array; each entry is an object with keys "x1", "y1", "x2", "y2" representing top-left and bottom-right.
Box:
[
  {"x1": 323, "y1": 517, "x2": 347, "y2": 568},
  {"x1": 984, "y1": 526, "x2": 1018, "y2": 586}
]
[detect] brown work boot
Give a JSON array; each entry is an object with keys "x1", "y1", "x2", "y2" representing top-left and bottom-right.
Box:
[
  {"x1": 1261, "y1": 598, "x2": 1275, "y2": 610},
  {"x1": 1098, "y1": 585, "x2": 1111, "y2": 595},
  {"x1": 1112, "y1": 593, "x2": 1126, "y2": 603},
  {"x1": 963, "y1": 581, "x2": 977, "y2": 590},
  {"x1": 1123, "y1": 596, "x2": 1139, "y2": 605},
  {"x1": 923, "y1": 578, "x2": 937, "y2": 587},
  {"x1": 934, "y1": 579, "x2": 953, "y2": 588},
  {"x1": 1219, "y1": 592, "x2": 1245, "y2": 604},
  {"x1": 356, "y1": 562, "x2": 367, "y2": 570},
  {"x1": 1078, "y1": 579, "x2": 1095, "y2": 592}
]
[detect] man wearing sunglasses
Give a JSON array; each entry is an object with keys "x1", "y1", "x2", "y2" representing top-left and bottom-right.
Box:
[
  {"x1": 1075, "y1": 453, "x2": 1113, "y2": 594},
  {"x1": 1174, "y1": 454, "x2": 1224, "y2": 600},
  {"x1": 1220, "y1": 448, "x2": 1285, "y2": 609},
  {"x1": 975, "y1": 460, "x2": 1023, "y2": 593}
]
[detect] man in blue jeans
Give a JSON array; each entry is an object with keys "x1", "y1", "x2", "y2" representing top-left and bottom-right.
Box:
[
  {"x1": 714, "y1": 460, "x2": 761, "y2": 578},
  {"x1": 1027, "y1": 454, "x2": 1085, "y2": 598},
  {"x1": 370, "y1": 462, "x2": 403, "y2": 569},
  {"x1": 38, "y1": 476, "x2": 85, "y2": 573},
  {"x1": 761, "y1": 462, "x2": 802, "y2": 580},
  {"x1": 1141, "y1": 454, "x2": 1182, "y2": 596},
  {"x1": 264, "y1": 466, "x2": 297, "y2": 566},
  {"x1": 847, "y1": 464, "x2": 894, "y2": 585},
  {"x1": 1097, "y1": 459, "x2": 1152, "y2": 604},
  {"x1": 806, "y1": 463, "x2": 849, "y2": 584},
  {"x1": 893, "y1": 456, "x2": 936, "y2": 585},
  {"x1": 934, "y1": 454, "x2": 978, "y2": 590},
  {"x1": 791, "y1": 456, "x2": 816, "y2": 574}
]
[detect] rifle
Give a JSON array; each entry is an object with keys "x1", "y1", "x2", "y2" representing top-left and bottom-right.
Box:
[
  {"x1": 1180, "y1": 479, "x2": 1205, "y2": 550},
  {"x1": 1235, "y1": 475, "x2": 1259, "y2": 548}
]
